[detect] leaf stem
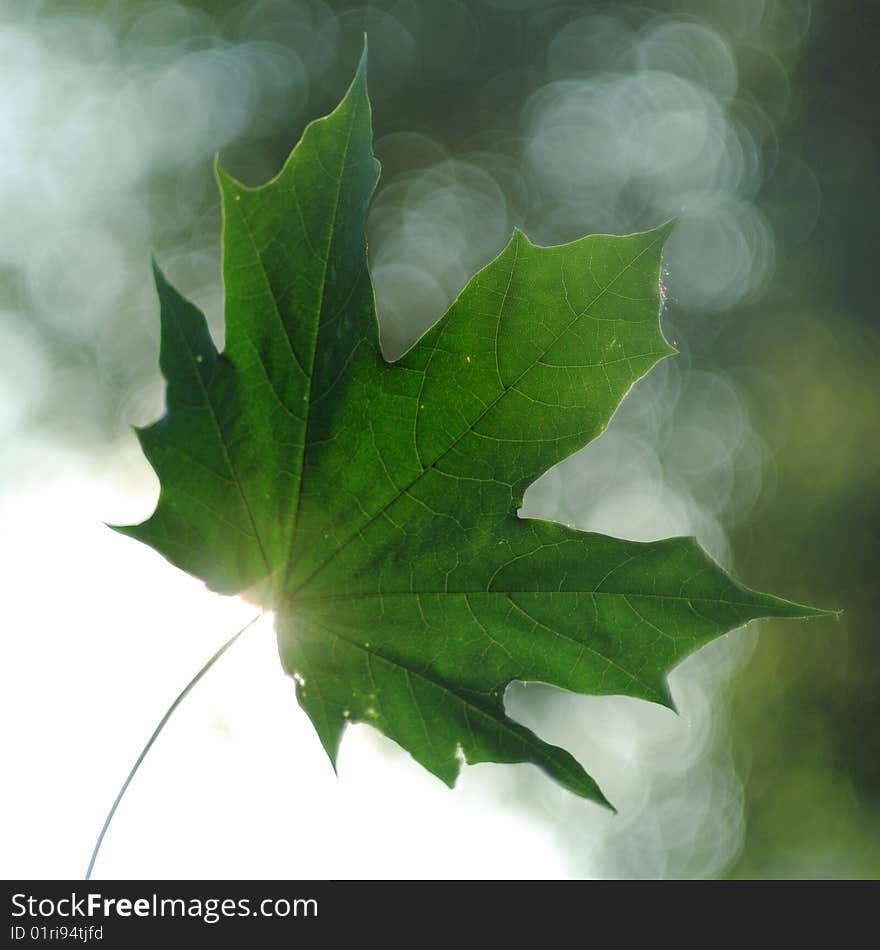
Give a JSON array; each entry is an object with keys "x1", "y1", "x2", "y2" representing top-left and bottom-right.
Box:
[{"x1": 84, "y1": 611, "x2": 263, "y2": 880}]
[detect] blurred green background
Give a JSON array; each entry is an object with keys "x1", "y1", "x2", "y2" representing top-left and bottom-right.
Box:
[{"x1": 2, "y1": 0, "x2": 876, "y2": 878}]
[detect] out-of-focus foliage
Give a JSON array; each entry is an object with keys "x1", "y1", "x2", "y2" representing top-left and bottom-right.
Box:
[
  {"x1": 728, "y1": 313, "x2": 880, "y2": 877},
  {"x1": 2, "y1": 0, "x2": 876, "y2": 877}
]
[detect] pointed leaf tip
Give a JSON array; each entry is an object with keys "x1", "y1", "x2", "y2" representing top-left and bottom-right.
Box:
[
  {"x1": 655, "y1": 217, "x2": 679, "y2": 241},
  {"x1": 150, "y1": 255, "x2": 166, "y2": 289}
]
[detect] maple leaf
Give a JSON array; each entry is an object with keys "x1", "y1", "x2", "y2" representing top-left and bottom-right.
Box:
[{"x1": 119, "y1": 52, "x2": 825, "y2": 806}]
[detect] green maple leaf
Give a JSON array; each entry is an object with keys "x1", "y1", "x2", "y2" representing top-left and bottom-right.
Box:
[{"x1": 119, "y1": 52, "x2": 825, "y2": 806}]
